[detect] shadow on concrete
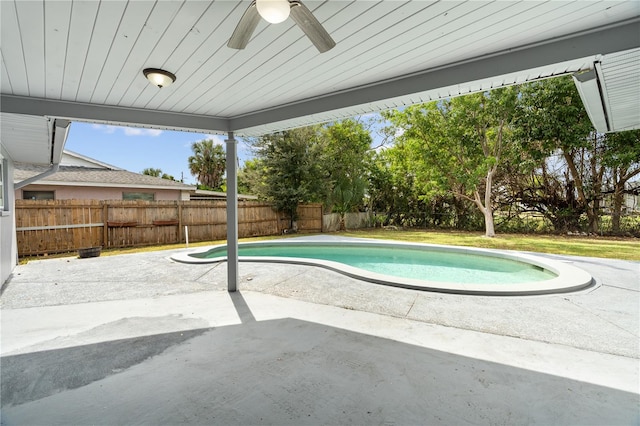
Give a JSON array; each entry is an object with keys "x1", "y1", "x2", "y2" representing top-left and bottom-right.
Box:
[
  {"x1": 1, "y1": 318, "x2": 637, "y2": 425},
  {"x1": 1, "y1": 327, "x2": 211, "y2": 407},
  {"x1": 229, "y1": 291, "x2": 256, "y2": 323}
]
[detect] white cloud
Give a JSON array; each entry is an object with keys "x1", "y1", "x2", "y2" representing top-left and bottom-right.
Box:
[
  {"x1": 91, "y1": 124, "x2": 117, "y2": 134},
  {"x1": 123, "y1": 127, "x2": 163, "y2": 137},
  {"x1": 91, "y1": 123, "x2": 162, "y2": 137},
  {"x1": 192, "y1": 134, "x2": 226, "y2": 146},
  {"x1": 204, "y1": 134, "x2": 225, "y2": 145}
]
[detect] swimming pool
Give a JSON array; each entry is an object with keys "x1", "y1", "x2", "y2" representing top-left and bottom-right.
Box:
[{"x1": 171, "y1": 239, "x2": 593, "y2": 295}]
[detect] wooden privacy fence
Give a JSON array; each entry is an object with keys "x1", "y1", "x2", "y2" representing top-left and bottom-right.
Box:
[{"x1": 15, "y1": 200, "x2": 323, "y2": 256}]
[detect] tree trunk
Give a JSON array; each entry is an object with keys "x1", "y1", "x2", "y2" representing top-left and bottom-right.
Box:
[
  {"x1": 472, "y1": 189, "x2": 495, "y2": 238},
  {"x1": 563, "y1": 150, "x2": 599, "y2": 233},
  {"x1": 339, "y1": 213, "x2": 346, "y2": 231},
  {"x1": 483, "y1": 168, "x2": 496, "y2": 237},
  {"x1": 588, "y1": 142, "x2": 605, "y2": 234},
  {"x1": 484, "y1": 209, "x2": 496, "y2": 237},
  {"x1": 611, "y1": 182, "x2": 625, "y2": 234}
]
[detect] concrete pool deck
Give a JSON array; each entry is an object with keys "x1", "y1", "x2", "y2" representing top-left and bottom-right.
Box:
[{"x1": 1, "y1": 236, "x2": 638, "y2": 424}]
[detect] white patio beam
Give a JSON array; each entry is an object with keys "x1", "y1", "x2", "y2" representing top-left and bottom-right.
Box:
[{"x1": 0, "y1": 95, "x2": 229, "y2": 135}]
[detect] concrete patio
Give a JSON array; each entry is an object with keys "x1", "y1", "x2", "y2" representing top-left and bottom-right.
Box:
[{"x1": 1, "y1": 237, "x2": 638, "y2": 424}]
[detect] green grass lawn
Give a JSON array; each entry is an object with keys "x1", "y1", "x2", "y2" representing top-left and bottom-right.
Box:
[
  {"x1": 339, "y1": 229, "x2": 640, "y2": 261},
  {"x1": 21, "y1": 229, "x2": 639, "y2": 262}
]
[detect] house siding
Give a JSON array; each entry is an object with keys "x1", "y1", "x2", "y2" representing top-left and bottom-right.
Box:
[{"x1": 16, "y1": 184, "x2": 184, "y2": 201}]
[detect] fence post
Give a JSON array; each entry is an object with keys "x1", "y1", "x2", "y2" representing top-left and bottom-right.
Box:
[
  {"x1": 102, "y1": 202, "x2": 108, "y2": 248},
  {"x1": 178, "y1": 201, "x2": 183, "y2": 243}
]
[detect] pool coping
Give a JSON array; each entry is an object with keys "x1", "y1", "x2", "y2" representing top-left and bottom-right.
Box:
[{"x1": 170, "y1": 239, "x2": 594, "y2": 296}]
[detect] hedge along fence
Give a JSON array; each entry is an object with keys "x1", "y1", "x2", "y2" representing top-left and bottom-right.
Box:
[{"x1": 15, "y1": 200, "x2": 323, "y2": 256}]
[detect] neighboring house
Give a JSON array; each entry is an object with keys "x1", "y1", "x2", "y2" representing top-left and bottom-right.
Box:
[
  {"x1": 627, "y1": 184, "x2": 640, "y2": 212},
  {"x1": 15, "y1": 150, "x2": 195, "y2": 201},
  {"x1": 602, "y1": 182, "x2": 640, "y2": 214},
  {"x1": 191, "y1": 188, "x2": 258, "y2": 201}
]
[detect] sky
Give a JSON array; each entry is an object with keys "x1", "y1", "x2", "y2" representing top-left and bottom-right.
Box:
[
  {"x1": 64, "y1": 116, "x2": 389, "y2": 186},
  {"x1": 64, "y1": 122, "x2": 253, "y2": 185}
]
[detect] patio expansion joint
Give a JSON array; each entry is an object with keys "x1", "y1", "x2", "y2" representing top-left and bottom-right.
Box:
[
  {"x1": 601, "y1": 283, "x2": 640, "y2": 293},
  {"x1": 273, "y1": 269, "x2": 312, "y2": 289},
  {"x1": 565, "y1": 297, "x2": 640, "y2": 339},
  {"x1": 241, "y1": 268, "x2": 313, "y2": 296},
  {"x1": 404, "y1": 294, "x2": 419, "y2": 318},
  {"x1": 195, "y1": 263, "x2": 223, "y2": 282}
]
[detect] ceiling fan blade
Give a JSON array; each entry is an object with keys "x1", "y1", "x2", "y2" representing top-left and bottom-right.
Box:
[
  {"x1": 289, "y1": 0, "x2": 336, "y2": 53},
  {"x1": 228, "y1": 1, "x2": 261, "y2": 49}
]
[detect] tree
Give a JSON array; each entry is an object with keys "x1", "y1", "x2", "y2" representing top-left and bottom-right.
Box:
[
  {"x1": 369, "y1": 145, "x2": 425, "y2": 227},
  {"x1": 188, "y1": 140, "x2": 226, "y2": 190},
  {"x1": 322, "y1": 119, "x2": 372, "y2": 229},
  {"x1": 250, "y1": 127, "x2": 326, "y2": 229},
  {"x1": 142, "y1": 167, "x2": 176, "y2": 181},
  {"x1": 331, "y1": 176, "x2": 367, "y2": 230},
  {"x1": 501, "y1": 153, "x2": 587, "y2": 233},
  {"x1": 384, "y1": 87, "x2": 518, "y2": 237},
  {"x1": 142, "y1": 167, "x2": 162, "y2": 177},
  {"x1": 516, "y1": 76, "x2": 599, "y2": 233},
  {"x1": 602, "y1": 130, "x2": 640, "y2": 233},
  {"x1": 238, "y1": 158, "x2": 264, "y2": 196}
]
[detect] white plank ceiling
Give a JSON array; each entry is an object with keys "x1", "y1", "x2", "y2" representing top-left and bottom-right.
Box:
[{"x1": 1, "y1": 0, "x2": 639, "y2": 137}]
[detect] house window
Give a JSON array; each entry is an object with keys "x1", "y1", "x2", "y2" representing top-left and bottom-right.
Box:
[
  {"x1": 23, "y1": 191, "x2": 55, "y2": 200},
  {"x1": 123, "y1": 192, "x2": 155, "y2": 201}
]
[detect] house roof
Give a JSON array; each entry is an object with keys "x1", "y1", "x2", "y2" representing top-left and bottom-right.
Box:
[
  {"x1": 14, "y1": 163, "x2": 195, "y2": 191},
  {"x1": 0, "y1": 1, "x2": 638, "y2": 137},
  {"x1": 62, "y1": 149, "x2": 123, "y2": 170}
]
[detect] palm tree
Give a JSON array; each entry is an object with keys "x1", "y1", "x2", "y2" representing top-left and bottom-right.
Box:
[
  {"x1": 188, "y1": 140, "x2": 226, "y2": 190},
  {"x1": 142, "y1": 167, "x2": 177, "y2": 181},
  {"x1": 141, "y1": 167, "x2": 162, "y2": 177}
]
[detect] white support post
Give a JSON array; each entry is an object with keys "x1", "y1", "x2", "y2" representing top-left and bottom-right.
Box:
[{"x1": 225, "y1": 132, "x2": 239, "y2": 292}]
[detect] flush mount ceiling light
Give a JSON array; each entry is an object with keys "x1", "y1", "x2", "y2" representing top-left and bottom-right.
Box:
[
  {"x1": 256, "y1": 0, "x2": 290, "y2": 24},
  {"x1": 228, "y1": 0, "x2": 335, "y2": 53},
  {"x1": 143, "y1": 68, "x2": 176, "y2": 88}
]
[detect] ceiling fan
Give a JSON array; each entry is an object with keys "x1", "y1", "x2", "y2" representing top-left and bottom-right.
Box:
[{"x1": 228, "y1": 0, "x2": 336, "y2": 53}]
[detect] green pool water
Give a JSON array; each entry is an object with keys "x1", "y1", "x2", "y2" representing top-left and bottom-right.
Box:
[{"x1": 193, "y1": 243, "x2": 557, "y2": 285}]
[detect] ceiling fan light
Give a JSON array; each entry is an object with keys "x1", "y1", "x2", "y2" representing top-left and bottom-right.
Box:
[
  {"x1": 256, "y1": 0, "x2": 290, "y2": 24},
  {"x1": 143, "y1": 68, "x2": 176, "y2": 88}
]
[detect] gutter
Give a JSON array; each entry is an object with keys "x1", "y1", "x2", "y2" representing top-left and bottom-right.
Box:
[
  {"x1": 14, "y1": 118, "x2": 70, "y2": 190},
  {"x1": 14, "y1": 163, "x2": 60, "y2": 189}
]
